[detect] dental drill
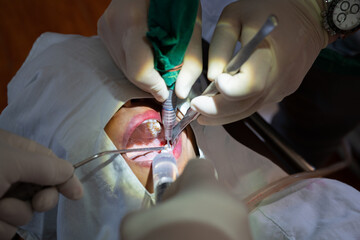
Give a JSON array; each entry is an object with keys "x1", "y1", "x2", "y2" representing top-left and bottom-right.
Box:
[
  {"x1": 152, "y1": 150, "x2": 179, "y2": 203},
  {"x1": 162, "y1": 89, "x2": 177, "y2": 147}
]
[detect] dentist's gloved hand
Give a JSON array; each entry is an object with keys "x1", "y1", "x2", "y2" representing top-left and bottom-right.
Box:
[
  {"x1": 120, "y1": 159, "x2": 252, "y2": 240},
  {"x1": 0, "y1": 129, "x2": 83, "y2": 240},
  {"x1": 192, "y1": 0, "x2": 330, "y2": 125},
  {"x1": 97, "y1": 0, "x2": 203, "y2": 102}
]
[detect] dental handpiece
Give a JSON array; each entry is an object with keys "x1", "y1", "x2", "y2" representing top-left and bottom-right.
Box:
[
  {"x1": 162, "y1": 89, "x2": 177, "y2": 146},
  {"x1": 152, "y1": 151, "x2": 179, "y2": 203}
]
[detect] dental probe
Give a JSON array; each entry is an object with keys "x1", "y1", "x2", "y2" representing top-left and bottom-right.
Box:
[
  {"x1": 171, "y1": 15, "x2": 278, "y2": 143},
  {"x1": 3, "y1": 146, "x2": 166, "y2": 201},
  {"x1": 73, "y1": 146, "x2": 167, "y2": 168}
]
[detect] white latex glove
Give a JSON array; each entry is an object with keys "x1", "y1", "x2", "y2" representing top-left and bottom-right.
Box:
[
  {"x1": 97, "y1": 0, "x2": 203, "y2": 102},
  {"x1": 0, "y1": 129, "x2": 83, "y2": 240},
  {"x1": 191, "y1": 0, "x2": 330, "y2": 125},
  {"x1": 120, "y1": 159, "x2": 252, "y2": 240}
]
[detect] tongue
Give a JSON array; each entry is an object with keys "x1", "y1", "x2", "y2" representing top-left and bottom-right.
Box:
[{"x1": 126, "y1": 122, "x2": 166, "y2": 161}]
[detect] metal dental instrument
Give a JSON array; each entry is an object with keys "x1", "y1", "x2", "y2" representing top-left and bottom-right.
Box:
[
  {"x1": 73, "y1": 146, "x2": 167, "y2": 168},
  {"x1": 3, "y1": 146, "x2": 166, "y2": 201},
  {"x1": 171, "y1": 15, "x2": 278, "y2": 143}
]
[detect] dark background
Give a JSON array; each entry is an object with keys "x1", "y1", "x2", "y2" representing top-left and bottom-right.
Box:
[{"x1": 0, "y1": 0, "x2": 111, "y2": 112}]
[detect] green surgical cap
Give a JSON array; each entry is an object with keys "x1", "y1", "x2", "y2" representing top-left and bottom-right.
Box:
[{"x1": 147, "y1": 0, "x2": 199, "y2": 89}]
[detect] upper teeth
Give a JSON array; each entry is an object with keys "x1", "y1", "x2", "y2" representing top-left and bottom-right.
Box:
[{"x1": 143, "y1": 119, "x2": 162, "y2": 137}]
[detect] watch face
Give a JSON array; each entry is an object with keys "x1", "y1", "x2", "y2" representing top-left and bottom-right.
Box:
[{"x1": 331, "y1": 0, "x2": 360, "y2": 31}]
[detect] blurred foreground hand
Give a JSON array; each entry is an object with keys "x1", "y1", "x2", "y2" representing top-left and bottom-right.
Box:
[
  {"x1": 121, "y1": 158, "x2": 252, "y2": 240},
  {"x1": 0, "y1": 129, "x2": 83, "y2": 240}
]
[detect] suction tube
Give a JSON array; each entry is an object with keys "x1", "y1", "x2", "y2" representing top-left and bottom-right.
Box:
[{"x1": 152, "y1": 151, "x2": 179, "y2": 203}]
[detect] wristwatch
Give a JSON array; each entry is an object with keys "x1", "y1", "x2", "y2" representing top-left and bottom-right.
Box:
[{"x1": 322, "y1": 0, "x2": 360, "y2": 37}]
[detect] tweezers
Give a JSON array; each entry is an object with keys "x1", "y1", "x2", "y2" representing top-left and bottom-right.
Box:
[{"x1": 171, "y1": 15, "x2": 278, "y2": 143}]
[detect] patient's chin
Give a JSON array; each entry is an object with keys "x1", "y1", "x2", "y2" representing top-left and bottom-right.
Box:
[{"x1": 122, "y1": 154, "x2": 154, "y2": 192}]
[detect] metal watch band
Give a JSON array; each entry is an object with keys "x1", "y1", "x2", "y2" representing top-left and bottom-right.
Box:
[{"x1": 321, "y1": 0, "x2": 339, "y2": 36}]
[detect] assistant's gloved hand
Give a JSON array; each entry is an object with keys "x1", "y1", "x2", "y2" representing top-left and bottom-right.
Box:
[
  {"x1": 192, "y1": 0, "x2": 330, "y2": 125},
  {"x1": 0, "y1": 129, "x2": 83, "y2": 240},
  {"x1": 120, "y1": 158, "x2": 252, "y2": 240},
  {"x1": 97, "y1": 0, "x2": 203, "y2": 102}
]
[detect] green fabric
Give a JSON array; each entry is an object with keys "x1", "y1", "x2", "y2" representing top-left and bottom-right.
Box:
[
  {"x1": 314, "y1": 48, "x2": 360, "y2": 75},
  {"x1": 147, "y1": 0, "x2": 199, "y2": 89}
]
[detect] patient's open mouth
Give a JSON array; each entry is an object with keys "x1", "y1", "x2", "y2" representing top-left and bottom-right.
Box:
[
  {"x1": 126, "y1": 119, "x2": 165, "y2": 161},
  {"x1": 123, "y1": 110, "x2": 182, "y2": 167}
]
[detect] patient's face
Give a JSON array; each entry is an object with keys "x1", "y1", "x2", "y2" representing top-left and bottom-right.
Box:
[{"x1": 105, "y1": 99, "x2": 197, "y2": 192}]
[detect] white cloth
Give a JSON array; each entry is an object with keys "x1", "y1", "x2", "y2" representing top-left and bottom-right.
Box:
[
  {"x1": 1, "y1": 33, "x2": 359, "y2": 239},
  {"x1": 250, "y1": 178, "x2": 360, "y2": 239},
  {"x1": 1, "y1": 33, "x2": 153, "y2": 240}
]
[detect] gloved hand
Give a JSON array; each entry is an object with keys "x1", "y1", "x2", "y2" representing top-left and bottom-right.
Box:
[
  {"x1": 97, "y1": 0, "x2": 203, "y2": 102},
  {"x1": 0, "y1": 129, "x2": 83, "y2": 240},
  {"x1": 120, "y1": 158, "x2": 252, "y2": 240},
  {"x1": 191, "y1": 0, "x2": 330, "y2": 125}
]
